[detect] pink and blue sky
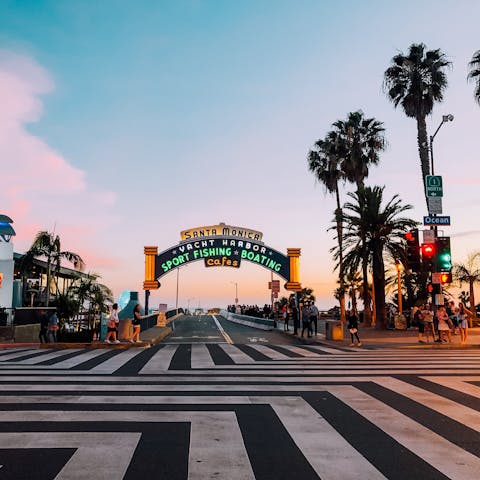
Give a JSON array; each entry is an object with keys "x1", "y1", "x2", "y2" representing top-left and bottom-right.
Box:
[{"x1": 1, "y1": 0, "x2": 479, "y2": 310}]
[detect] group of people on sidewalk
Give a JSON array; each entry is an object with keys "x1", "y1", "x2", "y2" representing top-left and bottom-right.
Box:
[
  {"x1": 38, "y1": 309, "x2": 59, "y2": 343},
  {"x1": 414, "y1": 301, "x2": 474, "y2": 345},
  {"x1": 105, "y1": 303, "x2": 145, "y2": 344}
]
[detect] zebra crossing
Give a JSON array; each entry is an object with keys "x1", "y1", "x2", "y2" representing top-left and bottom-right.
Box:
[{"x1": 0, "y1": 344, "x2": 479, "y2": 479}]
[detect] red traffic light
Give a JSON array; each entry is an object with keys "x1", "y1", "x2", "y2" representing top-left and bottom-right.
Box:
[
  {"x1": 405, "y1": 231, "x2": 414, "y2": 242},
  {"x1": 421, "y1": 243, "x2": 435, "y2": 258},
  {"x1": 427, "y1": 283, "x2": 433, "y2": 293}
]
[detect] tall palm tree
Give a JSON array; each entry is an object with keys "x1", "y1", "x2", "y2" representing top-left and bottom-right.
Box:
[
  {"x1": 453, "y1": 252, "x2": 480, "y2": 326},
  {"x1": 308, "y1": 132, "x2": 347, "y2": 325},
  {"x1": 384, "y1": 43, "x2": 450, "y2": 204},
  {"x1": 468, "y1": 50, "x2": 480, "y2": 104},
  {"x1": 26, "y1": 231, "x2": 84, "y2": 306},
  {"x1": 332, "y1": 111, "x2": 386, "y2": 189},
  {"x1": 341, "y1": 186, "x2": 417, "y2": 328}
]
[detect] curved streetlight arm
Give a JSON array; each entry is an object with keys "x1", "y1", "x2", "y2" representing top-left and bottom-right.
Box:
[{"x1": 430, "y1": 114, "x2": 453, "y2": 175}]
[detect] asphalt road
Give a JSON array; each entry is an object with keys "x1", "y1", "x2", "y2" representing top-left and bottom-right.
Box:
[{"x1": 166, "y1": 314, "x2": 308, "y2": 345}]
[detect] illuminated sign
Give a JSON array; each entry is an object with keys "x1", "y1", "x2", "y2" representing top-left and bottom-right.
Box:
[
  {"x1": 204, "y1": 256, "x2": 241, "y2": 268},
  {"x1": 180, "y1": 223, "x2": 263, "y2": 242},
  {"x1": 154, "y1": 237, "x2": 289, "y2": 279}
]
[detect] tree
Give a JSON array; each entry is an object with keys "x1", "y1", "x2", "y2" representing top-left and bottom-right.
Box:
[
  {"x1": 341, "y1": 186, "x2": 417, "y2": 329},
  {"x1": 26, "y1": 231, "x2": 84, "y2": 306},
  {"x1": 468, "y1": 50, "x2": 480, "y2": 104},
  {"x1": 384, "y1": 43, "x2": 450, "y2": 205},
  {"x1": 308, "y1": 132, "x2": 347, "y2": 325},
  {"x1": 344, "y1": 270, "x2": 362, "y2": 315},
  {"x1": 453, "y1": 252, "x2": 480, "y2": 327},
  {"x1": 332, "y1": 111, "x2": 386, "y2": 189}
]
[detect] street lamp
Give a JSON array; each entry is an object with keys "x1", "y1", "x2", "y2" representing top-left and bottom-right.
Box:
[
  {"x1": 230, "y1": 281, "x2": 238, "y2": 305},
  {"x1": 430, "y1": 114, "x2": 453, "y2": 175}
]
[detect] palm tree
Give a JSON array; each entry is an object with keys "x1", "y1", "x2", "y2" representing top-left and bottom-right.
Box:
[
  {"x1": 384, "y1": 43, "x2": 450, "y2": 204},
  {"x1": 344, "y1": 270, "x2": 362, "y2": 315},
  {"x1": 341, "y1": 186, "x2": 417, "y2": 328},
  {"x1": 332, "y1": 111, "x2": 386, "y2": 189},
  {"x1": 26, "y1": 231, "x2": 84, "y2": 306},
  {"x1": 453, "y1": 252, "x2": 480, "y2": 326},
  {"x1": 308, "y1": 132, "x2": 347, "y2": 325},
  {"x1": 468, "y1": 50, "x2": 480, "y2": 104}
]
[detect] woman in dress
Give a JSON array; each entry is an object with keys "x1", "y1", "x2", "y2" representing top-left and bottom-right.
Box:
[
  {"x1": 457, "y1": 302, "x2": 474, "y2": 345},
  {"x1": 436, "y1": 306, "x2": 451, "y2": 343},
  {"x1": 105, "y1": 303, "x2": 120, "y2": 344}
]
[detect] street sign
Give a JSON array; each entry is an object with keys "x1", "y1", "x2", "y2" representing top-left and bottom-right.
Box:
[
  {"x1": 423, "y1": 216, "x2": 451, "y2": 226},
  {"x1": 422, "y1": 230, "x2": 435, "y2": 243},
  {"x1": 426, "y1": 175, "x2": 443, "y2": 197},
  {"x1": 427, "y1": 196, "x2": 443, "y2": 214}
]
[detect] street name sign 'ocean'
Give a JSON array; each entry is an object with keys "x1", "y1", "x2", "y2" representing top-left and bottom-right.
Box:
[
  {"x1": 423, "y1": 216, "x2": 451, "y2": 226},
  {"x1": 426, "y1": 175, "x2": 443, "y2": 197}
]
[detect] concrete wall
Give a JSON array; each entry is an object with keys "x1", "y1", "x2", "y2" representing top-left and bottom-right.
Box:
[{"x1": 220, "y1": 309, "x2": 274, "y2": 330}]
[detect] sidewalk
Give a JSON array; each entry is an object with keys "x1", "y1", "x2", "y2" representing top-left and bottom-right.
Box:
[{"x1": 276, "y1": 320, "x2": 480, "y2": 349}]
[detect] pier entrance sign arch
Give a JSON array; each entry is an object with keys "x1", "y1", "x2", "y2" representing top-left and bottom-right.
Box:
[{"x1": 143, "y1": 223, "x2": 302, "y2": 294}]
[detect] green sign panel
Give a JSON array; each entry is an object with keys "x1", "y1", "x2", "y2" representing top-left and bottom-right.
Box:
[{"x1": 426, "y1": 175, "x2": 443, "y2": 197}]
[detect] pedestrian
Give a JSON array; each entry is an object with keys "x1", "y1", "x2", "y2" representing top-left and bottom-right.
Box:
[
  {"x1": 282, "y1": 303, "x2": 290, "y2": 332},
  {"x1": 290, "y1": 297, "x2": 299, "y2": 336},
  {"x1": 47, "y1": 310, "x2": 59, "y2": 343},
  {"x1": 300, "y1": 301, "x2": 312, "y2": 338},
  {"x1": 38, "y1": 309, "x2": 49, "y2": 343},
  {"x1": 422, "y1": 304, "x2": 435, "y2": 343},
  {"x1": 105, "y1": 303, "x2": 120, "y2": 344},
  {"x1": 309, "y1": 300, "x2": 319, "y2": 336},
  {"x1": 457, "y1": 302, "x2": 474, "y2": 345},
  {"x1": 415, "y1": 307, "x2": 426, "y2": 343},
  {"x1": 347, "y1": 309, "x2": 362, "y2": 346},
  {"x1": 436, "y1": 306, "x2": 451, "y2": 343},
  {"x1": 129, "y1": 304, "x2": 144, "y2": 343}
]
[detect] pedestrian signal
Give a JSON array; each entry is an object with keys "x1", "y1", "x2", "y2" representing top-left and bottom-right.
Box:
[{"x1": 440, "y1": 272, "x2": 452, "y2": 284}]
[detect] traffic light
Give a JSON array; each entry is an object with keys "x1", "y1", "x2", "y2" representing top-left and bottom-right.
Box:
[
  {"x1": 405, "y1": 229, "x2": 420, "y2": 272},
  {"x1": 435, "y1": 236, "x2": 452, "y2": 272},
  {"x1": 421, "y1": 242, "x2": 436, "y2": 270},
  {"x1": 440, "y1": 272, "x2": 452, "y2": 284}
]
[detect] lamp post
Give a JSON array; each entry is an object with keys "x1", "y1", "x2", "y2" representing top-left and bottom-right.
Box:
[
  {"x1": 430, "y1": 114, "x2": 453, "y2": 175},
  {"x1": 230, "y1": 281, "x2": 238, "y2": 305},
  {"x1": 395, "y1": 261, "x2": 402, "y2": 315}
]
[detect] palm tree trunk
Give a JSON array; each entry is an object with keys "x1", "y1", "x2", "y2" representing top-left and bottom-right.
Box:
[
  {"x1": 372, "y1": 243, "x2": 386, "y2": 329},
  {"x1": 416, "y1": 115, "x2": 431, "y2": 207},
  {"x1": 335, "y1": 187, "x2": 346, "y2": 327},
  {"x1": 361, "y1": 247, "x2": 372, "y2": 326},
  {"x1": 469, "y1": 280, "x2": 476, "y2": 328}
]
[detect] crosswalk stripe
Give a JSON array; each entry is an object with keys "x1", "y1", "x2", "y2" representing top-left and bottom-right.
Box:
[
  {"x1": 247, "y1": 344, "x2": 291, "y2": 360},
  {"x1": 47, "y1": 348, "x2": 110, "y2": 369},
  {"x1": 374, "y1": 377, "x2": 480, "y2": 430},
  {"x1": 16, "y1": 349, "x2": 83, "y2": 365},
  {"x1": 280, "y1": 345, "x2": 325, "y2": 357},
  {"x1": 422, "y1": 376, "x2": 480, "y2": 399},
  {"x1": 269, "y1": 396, "x2": 386, "y2": 480},
  {"x1": 190, "y1": 344, "x2": 216, "y2": 368},
  {"x1": 218, "y1": 344, "x2": 256, "y2": 363},
  {"x1": 0, "y1": 349, "x2": 39, "y2": 361},
  {"x1": 327, "y1": 385, "x2": 480, "y2": 479},
  {"x1": 139, "y1": 345, "x2": 177, "y2": 373},
  {"x1": 89, "y1": 348, "x2": 145, "y2": 373},
  {"x1": 301, "y1": 345, "x2": 347, "y2": 355}
]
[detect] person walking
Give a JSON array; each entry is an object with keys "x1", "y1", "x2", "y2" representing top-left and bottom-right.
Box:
[
  {"x1": 309, "y1": 300, "x2": 320, "y2": 336},
  {"x1": 300, "y1": 301, "x2": 312, "y2": 338},
  {"x1": 47, "y1": 310, "x2": 59, "y2": 343},
  {"x1": 290, "y1": 297, "x2": 299, "y2": 336},
  {"x1": 282, "y1": 303, "x2": 290, "y2": 332},
  {"x1": 105, "y1": 303, "x2": 120, "y2": 344},
  {"x1": 129, "y1": 304, "x2": 144, "y2": 343},
  {"x1": 38, "y1": 309, "x2": 49, "y2": 343},
  {"x1": 457, "y1": 302, "x2": 474, "y2": 345},
  {"x1": 347, "y1": 309, "x2": 362, "y2": 346},
  {"x1": 421, "y1": 304, "x2": 434, "y2": 343}
]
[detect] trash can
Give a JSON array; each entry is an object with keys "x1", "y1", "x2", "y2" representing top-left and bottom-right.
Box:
[{"x1": 326, "y1": 320, "x2": 344, "y2": 340}]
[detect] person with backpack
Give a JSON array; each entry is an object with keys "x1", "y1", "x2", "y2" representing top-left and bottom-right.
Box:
[
  {"x1": 47, "y1": 310, "x2": 59, "y2": 343},
  {"x1": 309, "y1": 300, "x2": 320, "y2": 336},
  {"x1": 105, "y1": 303, "x2": 120, "y2": 344}
]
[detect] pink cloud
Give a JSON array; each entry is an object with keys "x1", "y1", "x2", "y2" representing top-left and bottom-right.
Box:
[{"x1": 0, "y1": 49, "x2": 119, "y2": 278}]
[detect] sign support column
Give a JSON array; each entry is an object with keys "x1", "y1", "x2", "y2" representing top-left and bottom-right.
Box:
[{"x1": 285, "y1": 248, "x2": 302, "y2": 292}]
